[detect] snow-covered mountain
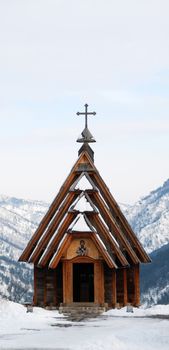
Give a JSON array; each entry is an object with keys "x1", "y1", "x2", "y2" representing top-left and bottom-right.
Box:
[
  {"x1": 0, "y1": 195, "x2": 48, "y2": 301},
  {"x1": 123, "y1": 179, "x2": 169, "y2": 253},
  {"x1": 0, "y1": 179, "x2": 169, "y2": 304},
  {"x1": 141, "y1": 242, "x2": 169, "y2": 306}
]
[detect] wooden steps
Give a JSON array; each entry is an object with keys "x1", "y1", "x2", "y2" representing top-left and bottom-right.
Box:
[{"x1": 59, "y1": 303, "x2": 107, "y2": 321}]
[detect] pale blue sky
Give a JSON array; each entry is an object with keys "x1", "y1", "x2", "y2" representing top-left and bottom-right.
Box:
[{"x1": 0, "y1": 0, "x2": 169, "y2": 204}]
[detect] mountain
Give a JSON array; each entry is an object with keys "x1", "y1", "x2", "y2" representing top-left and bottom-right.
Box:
[
  {"x1": 122, "y1": 179, "x2": 169, "y2": 253},
  {"x1": 141, "y1": 242, "x2": 169, "y2": 306},
  {"x1": 0, "y1": 195, "x2": 48, "y2": 302},
  {"x1": 0, "y1": 178, "x2": 169, "y2": 304}
]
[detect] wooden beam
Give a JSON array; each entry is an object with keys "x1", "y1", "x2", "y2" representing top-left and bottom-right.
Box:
[
  {"x1": 88, "y1": 192, "x2": 140, "y2": 264},
  {"x1": 67, "y1": 256, "x2": 96, "y2": 264},
  {"x1": 29, "y1": 192, "x2": 79, "y2": 263},
  {"x1": 88, "y1": 213, "x2": 129, "y2": 267},
  {"x1": 38, "y1": 212, "x2": 78, "y2": 266},
  {"x1": 63, "y1": 262, "x2": 66, "y2": 303},
  {"x1": 19, "y1": 150, "x2": 93, "y2": 262},
  {"x1": 89, "y1": 172, "x2": 151, "y2": 263},
  {"x1": 49, "y1": 234, "x2": 72, "y2": 269},
  {"x1": 19, "y1": 175, "x2": 78, "y2": 262},
  {"x1": 91, "y1": 233, "x2": 117, "y2": 268},
  {"x1": 63, "y1": 261, "x2": 73, "y2": 304},
  {"x1": 94, "y1": 261, "x2": 104, "y2": 304}
]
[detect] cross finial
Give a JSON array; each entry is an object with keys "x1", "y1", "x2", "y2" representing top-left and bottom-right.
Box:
[
  {"x1": 76, "y1": 104, "x2": 96, "y2": 144},
  {"x1": 77, "y1": 104, "x2": 96, "y2": 130}
]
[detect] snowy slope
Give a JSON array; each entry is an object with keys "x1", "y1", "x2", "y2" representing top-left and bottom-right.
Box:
[{"x1": 0, "y1": 300, "x2": 169, "y2": 350}]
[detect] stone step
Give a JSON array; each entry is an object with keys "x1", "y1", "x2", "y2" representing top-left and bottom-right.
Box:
[
  {"x1": 59, "y1": 303, "x2": 107, "y2": 319},
  {"x1": 60, "y1": 302, "x2": 102, "y2": 307},
  {"x1": 59, "y1": 308, "x2": 105, "y2": 314}
]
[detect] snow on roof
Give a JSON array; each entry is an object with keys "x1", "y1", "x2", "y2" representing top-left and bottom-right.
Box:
[
  {"x1": 69, "y1": 213, "x2": 93, "y2": 232},
  {"x1": 74, "y1": 174, "x2": 93, "y2": 190},
  {"x1": 72, "y1": 194, "x2": 94, "y2": 212}
]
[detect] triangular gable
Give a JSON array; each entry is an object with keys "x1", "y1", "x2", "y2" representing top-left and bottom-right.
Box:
[{"x1": 19, "y1": 149, "x2": 150, "y2": 267}]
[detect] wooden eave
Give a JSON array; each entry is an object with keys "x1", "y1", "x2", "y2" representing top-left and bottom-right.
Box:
[
  {"x1": 88, "y1": 191, "x2": 140, "y2": 264},
  {"x1": 67, "y1": 256, "x2": 96, "y2": 264},
  {"x1": 36, "y1": 212, "x2": 78, "y2": 266},
  {"x1": 90, "y1": 233, "x2": 117, "y2": 268},
  {"x1": 87, "y1": 212, "x2": 129, "y2": 267},
  {"x1": 70, "y1": 230, "x2": 94, "y2": 234},
  {"x1": 28, "y1": 192, "x2": 80, "y2": 263},
  {"x1": 90, "y1": 172, "x2": 150, "y2": 263},
  {"x1": 48, "y1": 234, "x2": 72, "y2": 269},
  {"x1": 49, "y1": 231, "x2": 116, "y2": 269}
]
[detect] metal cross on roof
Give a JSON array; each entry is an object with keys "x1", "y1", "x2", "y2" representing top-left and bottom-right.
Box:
[
  {"x1": 77, "y1": 104, "x2": 96, "y2": 129},
  {"x1": 76, "y1": 104, "x2": 96, "y2": 143}
]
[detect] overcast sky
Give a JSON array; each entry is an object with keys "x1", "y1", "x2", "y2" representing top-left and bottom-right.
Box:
[{"x1": 0, "y1": 0, "x2": 169, "y2": 204}]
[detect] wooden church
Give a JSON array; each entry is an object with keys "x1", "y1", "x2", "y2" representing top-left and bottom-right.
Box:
[{"x1": 19, "y1": 104, "x2": 150, "y2": 309}]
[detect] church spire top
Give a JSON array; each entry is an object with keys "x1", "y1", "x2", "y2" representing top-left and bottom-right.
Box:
[{"x1": 76, "y1": 104, "x2": 96, "y2": 143}]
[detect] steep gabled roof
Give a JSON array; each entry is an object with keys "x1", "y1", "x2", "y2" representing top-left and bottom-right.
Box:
[{"x1": 19, "y1": 149, "x2": 151, "y2": 266}]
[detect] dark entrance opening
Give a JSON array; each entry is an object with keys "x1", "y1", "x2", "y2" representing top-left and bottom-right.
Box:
[{"x1": 73, "y1": 263, "x2": 94, "y2": 302}]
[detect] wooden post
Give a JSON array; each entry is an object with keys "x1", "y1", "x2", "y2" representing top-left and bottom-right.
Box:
[
  {"x1": 94, "y1": 261, "x2": 104, "y2": 304},
  {"x1": 63, "y1": 261, "x2": 72, "y2": 304},
  {"x1": 112, "y1": 269, "x2": 116, "y2": 307},
  {"x1": 44, "y1": 267, "x2": 47, "y2": 306},
  {"x1": 33, "y1": 265, "x2": 37, "y2": 305},
  {"x1": 123, "y1": 269, "x2": 128, "y2": 306},
  {"x1": 54, "y1": 268, "x2": 57, "y2": 306},
  {"x1": 134, "y1": 264, "x2": 140, "y2": 306},
  {"x1": 100, "y1": 262, "x2": 104, "y2": 304}
]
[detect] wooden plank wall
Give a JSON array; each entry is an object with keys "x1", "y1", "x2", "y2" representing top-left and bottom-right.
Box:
[
  {"x1": 127, "y1": 266, "x2": 135, "y2": 304},
  {"x1": 33, "y1": 263, "x2": 139, "y2": 307},
  {"x1": 104, "y1": 263, "x2": 113, "y2": 305},
  {"x1": 116, "y1": 269, "x2": 124, "y2": 305},
  {"x1": 34, "y1": 263, "x2": 63, "y2": 307}
]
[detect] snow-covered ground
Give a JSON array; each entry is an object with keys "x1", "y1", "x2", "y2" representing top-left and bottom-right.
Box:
[{"x1": 0, "y1": 300, "x2": 169, "y2": 350}]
